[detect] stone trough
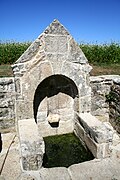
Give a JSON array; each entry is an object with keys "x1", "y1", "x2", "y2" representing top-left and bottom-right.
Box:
[{"x1": 18, "y1": 112, "x2": 119, "y2": 170}]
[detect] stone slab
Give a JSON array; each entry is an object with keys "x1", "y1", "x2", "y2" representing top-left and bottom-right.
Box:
[
  {"x1": 0, "y1": 134, "x2": 21, "y2": 180},
  {"x1": 18, "y1": 119, "x2": 45, "y2": 170},
  {"x1": 79, "y1": 113, "x2": 114, "y2": 144},
  {"x1": 39, "y1": 167, "x2": 71, "y2": 180},
  {"x1": 68, "y1": 158, "x2": 120, "y2": 180}
]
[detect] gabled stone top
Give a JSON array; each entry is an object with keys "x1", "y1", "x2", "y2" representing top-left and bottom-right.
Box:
[
  {"x1": 14, "y1": 19, "x2": 71, "y2": 64},
  {"x1": 12, "y1": 19, "x2": 89, "y2": 76},
  {"x1": 44, "y1": 19, "x2": 70, "y2": 35}
]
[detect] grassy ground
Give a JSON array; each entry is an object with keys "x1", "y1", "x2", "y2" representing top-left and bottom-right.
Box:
[
  {"x1": 90, "y1": 63, "x2": 120, "y2": 76},
  {"x1": 0, "y1": 65, "x2": 13, "y2": 77},
  {"x1": 0, "y1": 63, "x2": 120, "y2": 77}
]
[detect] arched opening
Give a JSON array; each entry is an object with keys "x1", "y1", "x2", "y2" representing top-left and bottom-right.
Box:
[{"x1": 33, "y1": 75, "x2": 79, "y2": 124}]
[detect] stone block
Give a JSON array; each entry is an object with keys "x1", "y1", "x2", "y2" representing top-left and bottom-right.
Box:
[
  {"x1": 97, "y1": 143, "x2": 111, "y2": 158},
  {"x1": 38, "y1": 121, "x2": 58, "y2": 137},
  {"x1": 112, "y1": 133, "x2": 120, "y2": 146},
  {"x1": 68, "y1": 37, "x2": 88, "y2": 64},
  {"x1": 0, "y1": 78, "x2": 15, "y2": 132},
  {"x1": 16, "y1": 100, "x2": 33, "y2": 120},
  {"x1": 44, "y1": 19, "x2": 70, "y2": 35},
  {"x1": 74, "y1": 121, "x2": 85, "y2": 141},
  {"x1": 37, "y1": 111, "x2": 47, "y2": 123},
  {"x1": 47, "y1": 113, "x2": 60, "y2": 123},
  {"x1": 84, "y1": 133, "x2": 98, "y2": 158},
  {"x1": 14, "y1": 78, "x2": 21, "y2": 93},
  {"x1": 18, "y1": 119, "x2": 45, "y2": 170},
  {"x1": 62, "y1": 61, "x2": 84, "y2": 86},
  {"x1": 45, "y1": 35, "x2": 68, "y2": 53},
  {"x1": 17, "y1": 173, "x2": 37, "y2": 180},
  {"x1": 80, "y1": 96, "x2": 91, "y2": 113},
  {"x1": 0, "y1": 78, "x2": 15, "y2": 92},
  {"x1": 59, "y1": 112, "x2": 74, "y2": 122},
  {"x1": 38, "y1": 97, "x2": 47, "y2": 112},
  {"x1": 57, "y1": 108, "x2": 74, "y2": 116},
  {"x1": 58, "y1": 93, "x2": 74, "y2": 108},
  {"x1": 79, "y1": 85, "x2": 91, "y2": 97},
  {"x1": 79, "y1": 113, "x2": 114, "y2": 144},
  {"x1": 58, "y1": 119, "x2": 74, "y2": 134},
  {"x1": 39, "y1": 167, "x2": 71, "y2": 180},
  {"x1": 15, "y1": 40, "x2": 40, "y2": 64},
  {"x1": 46, "y1": 54, "x2": 65, "y2": 74},
  {"x1": 47, "y1": 93, "x2": 74, "y2": 113},
  {"x1": 68, "y1": 158, "x2": 120, "y2": 180},
  {"x1": 111, "y1": 143, "x2": 120, "y2": 159},
  {"x1": 84, "y1": 134, "x2": 111, "y2": 159},
  {"x1": 38, "y1": 119, "x2": 73, "y2": 137},
  {"x1": 21, "y1": 61, "x2": 52, "y2": 101}
]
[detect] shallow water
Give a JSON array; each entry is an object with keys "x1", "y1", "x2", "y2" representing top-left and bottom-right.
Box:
[{"x1": 43, "y1": 133, "x2": 94, "y2": 168}]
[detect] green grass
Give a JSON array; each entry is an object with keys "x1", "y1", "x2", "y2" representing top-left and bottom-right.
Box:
[{"x1": 43, "y1": 133, "x2": 94, "y2": 168}]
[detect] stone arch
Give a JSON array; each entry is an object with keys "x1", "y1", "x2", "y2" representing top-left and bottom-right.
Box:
[{"x1": 33, "y1": 74, "x2": 79, "y2": 123}]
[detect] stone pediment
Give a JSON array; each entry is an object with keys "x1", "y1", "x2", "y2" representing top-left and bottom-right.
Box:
[{"x1": 12, "y1": 19, "x2": 88, "y2": 77}]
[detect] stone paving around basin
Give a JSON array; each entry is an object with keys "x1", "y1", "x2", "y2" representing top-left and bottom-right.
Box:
[{"x1": 0, "y1": 129, "x2": 120, "y2": 180}]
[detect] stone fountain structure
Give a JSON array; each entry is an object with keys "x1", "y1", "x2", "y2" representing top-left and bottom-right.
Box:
[{"x1": 0, "y1": 20, "x2": 120, "y2": 179}]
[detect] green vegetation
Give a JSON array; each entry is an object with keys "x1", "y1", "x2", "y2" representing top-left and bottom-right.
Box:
[
  {"x1": 0, "y1": 41, "x2": 31, "y2": 65},
  {"x1": 106, "y1": 91, "x2": 118, "y2": 103},
  {"x1": 43, "y1": 133, "x2": 94, "y2": 168},
  {"x1": 80, "y1": 42, "x2": 120, "y2": 76},
  {"x1": 80, "y1": 42, "x2": 120, "y2": 65},
  {"x1": 0, "y1": 41, "x2": 120, "y2": 76},
  {"x1": 0, "y1": 41, "x2": 120, "y2": 65}
]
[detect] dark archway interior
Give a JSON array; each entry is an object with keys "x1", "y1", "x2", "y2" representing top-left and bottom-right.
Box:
[{"x1": 33, "y1": 75, "x2": 78, "y2": 123}]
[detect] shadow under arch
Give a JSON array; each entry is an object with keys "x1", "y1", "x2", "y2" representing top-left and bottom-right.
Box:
[{"x1": 33, "y1": 75, "x2": 79, "y2": 123}]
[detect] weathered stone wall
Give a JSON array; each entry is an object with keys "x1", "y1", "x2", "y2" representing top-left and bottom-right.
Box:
[
  {"x1": 90, "y1": 75, "x2": 120, "y2": 122},
  {"x1": 1, "y1": 74, "x2": 120, "y2": 134},
  {"x1": 0, "y1": 77, "x2": 16, "y2": 133},
  {"x1": 108, "y1": 78, "x2": 120, "y2": 133}
]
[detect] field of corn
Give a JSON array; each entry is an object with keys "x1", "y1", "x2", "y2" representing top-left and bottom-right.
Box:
[{"x1": 0, "y1": 41, "x2": 120, "y2": 77}]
